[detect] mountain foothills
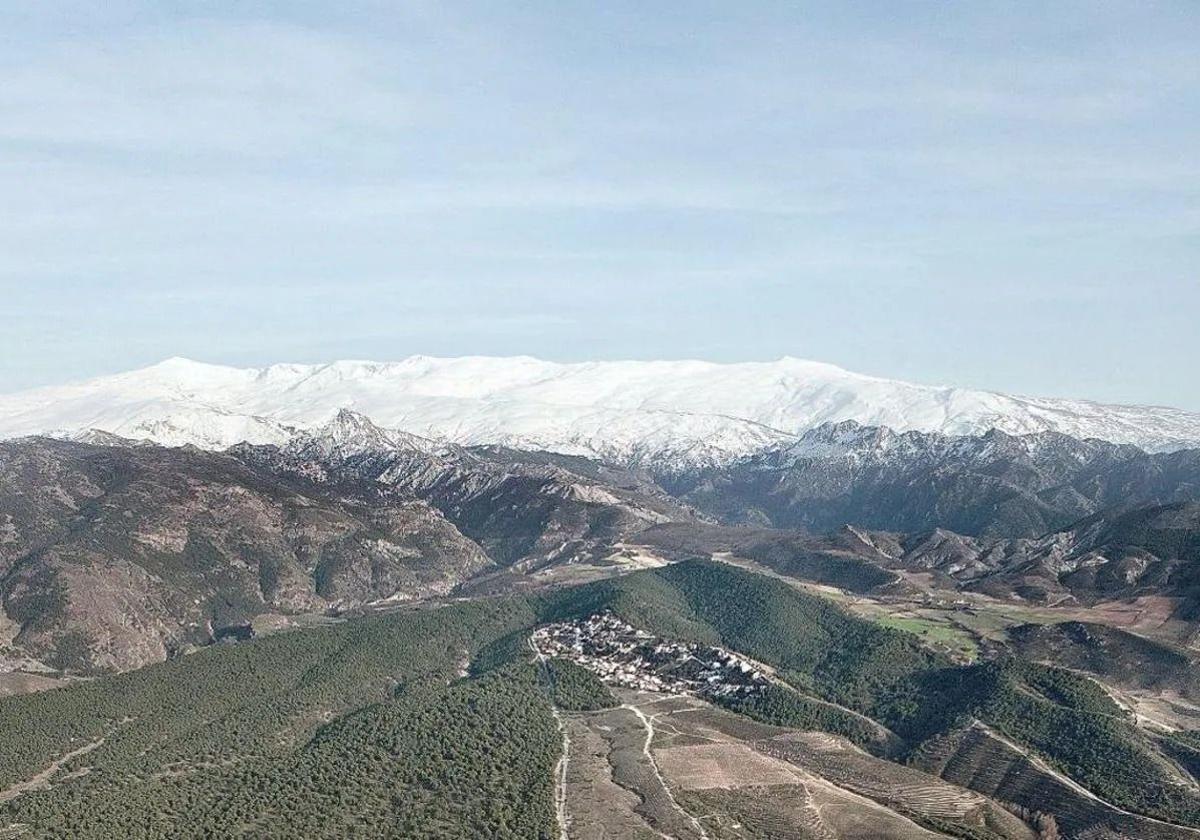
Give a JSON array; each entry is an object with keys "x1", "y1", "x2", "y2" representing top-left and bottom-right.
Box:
[
  {"x1": 0, "y1": 424, "x2": 683, "y2": 673},
  {"x1": 4, "y1": 357, "x2": 1200, "y2": 838},
  {"x1": 2, "y1": 561, "x2": 1199, "y2": 839},
  {"x1": 5, "y1": 405, "x2": 1200, "y2": 675}
]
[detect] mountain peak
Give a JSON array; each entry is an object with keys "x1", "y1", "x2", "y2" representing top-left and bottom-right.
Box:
[
  {"x1": 145, "y1": 356, "x2": 232, "y2": 375},
  {"x1": 292, "y1": 408, "x2": 435, "y2": 459},
  {"x1": 324, "y1": 407, "x2": 383, "y2": 435}
]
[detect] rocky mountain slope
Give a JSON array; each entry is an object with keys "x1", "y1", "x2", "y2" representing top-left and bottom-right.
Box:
[
  {"x1": 896, "y1": 502, "x2": 1200, "y2": 607},
  {"x1": 3, "y1": 355, "x2": 1200, "y2": 466},
  {"x1": 629, "y1": 500, "x2": 1200, "y2": 618},
  {"x1": 7, "y1": 413, "x2": 1200, "y2": 674},
  {"x1": 0, "y1": 424, "x2": 694, "y2": 674},
  {"x1": 231, "y1": 409, "x2": 690, "y2": 566},
  {"x1": 6, "y1": 406, "x2": 1200, "y2": 674},
  {"x1": 0, "y1": 437, "x2": 497, "y2": 672},
  {"x1": 666, "y1": 420, "x2": 1200, "y2": 538}
]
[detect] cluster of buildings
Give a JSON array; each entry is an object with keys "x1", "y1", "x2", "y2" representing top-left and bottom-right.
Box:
[{"x1": 531, "y1": 611, "x2": 769, "y2": 698}]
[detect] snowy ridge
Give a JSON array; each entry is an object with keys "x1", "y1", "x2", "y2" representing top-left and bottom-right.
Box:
[{"x1": 3, "y1": 355, "x2": 1200, "y2": 467}]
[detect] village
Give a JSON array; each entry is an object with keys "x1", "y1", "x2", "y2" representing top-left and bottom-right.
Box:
[{"x1": 531, "y1": 611, "x2": 770, "y2": 699}]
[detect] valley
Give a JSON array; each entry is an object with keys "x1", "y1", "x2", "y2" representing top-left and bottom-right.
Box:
[{"x1": 7, "y1": 560, "x2": 1199, "y2": 837}]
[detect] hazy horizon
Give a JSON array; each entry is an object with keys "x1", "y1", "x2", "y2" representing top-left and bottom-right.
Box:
[
  {"x1": 5, "y1": 351, "x2": 1198, "y2": 413},
  {"x1": 3, "y1": 3, "x2": 1197, "y2": 409}
]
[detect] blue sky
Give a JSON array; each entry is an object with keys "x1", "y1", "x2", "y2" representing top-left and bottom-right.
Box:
[{"x1": 2, "y1": 2, "x2": 1197, "y2": 408}]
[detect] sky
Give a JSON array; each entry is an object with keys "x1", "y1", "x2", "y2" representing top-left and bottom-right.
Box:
[{"x1": 1, "y1": 2, "x2": 1197, "y2": 409}]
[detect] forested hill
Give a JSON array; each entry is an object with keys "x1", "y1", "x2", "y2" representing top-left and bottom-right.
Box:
[{"x1": 2, "y1": 561, "x2": 1198, "y2": 838}]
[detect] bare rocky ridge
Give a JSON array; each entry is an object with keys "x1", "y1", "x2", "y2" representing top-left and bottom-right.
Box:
[
  {"x1": 0, "y1": 438, "x2": 491, "y2": 672},
  {"x1": 232, "y1": 409, "x2": 692, "y2": 567},
  {"x1": 894, "y1": 502, "x2": 1200, "y2": 607},
  {"x1": 664, "y1": 420, "x2": 1200, "y2": 538}
]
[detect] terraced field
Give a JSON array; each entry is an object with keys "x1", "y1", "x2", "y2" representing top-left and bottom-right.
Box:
[
  {"x1": 914, "y1": 722, "x2": 1200, "y2": 840},
  {"x1": 555, "y1": 689, "x2": 1032, "y2": 840}
]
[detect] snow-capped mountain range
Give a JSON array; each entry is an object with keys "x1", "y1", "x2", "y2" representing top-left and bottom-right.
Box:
[{"x1": 1, "y1": 355, "x2": 1199, "y2": 467}]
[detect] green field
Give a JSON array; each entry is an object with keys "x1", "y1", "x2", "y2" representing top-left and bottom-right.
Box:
[{"x1": 875, "y1": 614, "x2": 982, "y2": 661}]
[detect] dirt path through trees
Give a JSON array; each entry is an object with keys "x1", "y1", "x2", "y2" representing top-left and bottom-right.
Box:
[
  {"x1": 529, "y1": 635, "x2": 571, "y2": 840},
  {"x1": 0, "y1": 738, "x2": 104, "y2": 803}
]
